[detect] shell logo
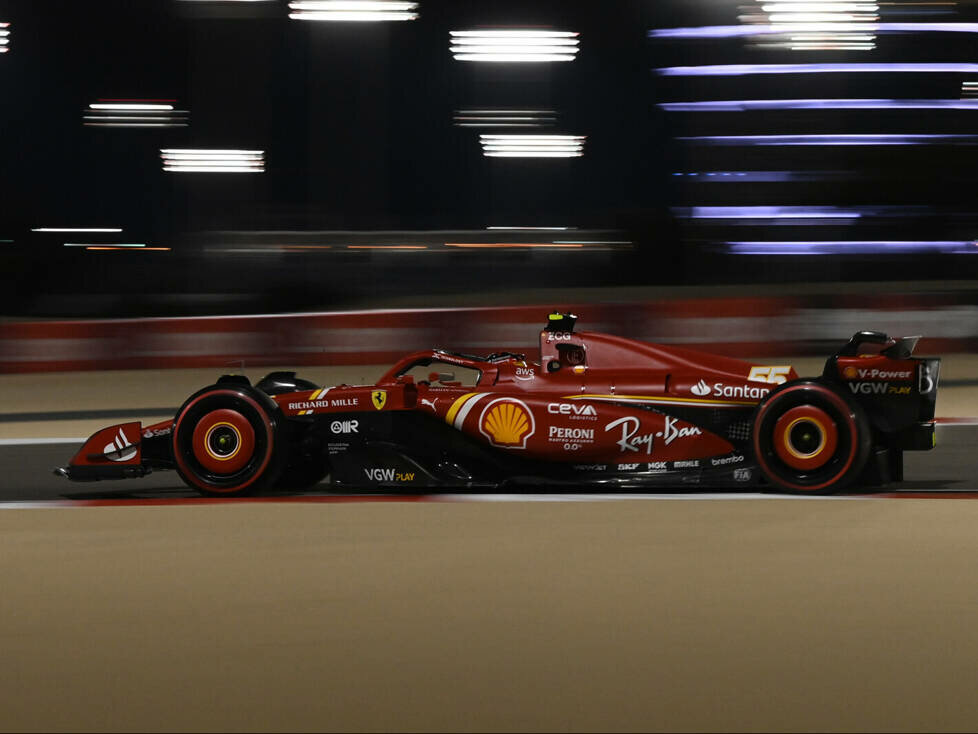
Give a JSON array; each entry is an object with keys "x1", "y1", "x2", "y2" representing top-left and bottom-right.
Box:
[
  {"x1": 479, "y1": 398, "x2": 535, "y2": 449},
  {"x1": 842, "y1": 366, "x2": 858, "y2": 379}
]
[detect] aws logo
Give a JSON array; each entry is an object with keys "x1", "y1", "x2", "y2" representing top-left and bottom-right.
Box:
[{"x1": 479, "y1": 398, "x2": 535, "y2": 449}]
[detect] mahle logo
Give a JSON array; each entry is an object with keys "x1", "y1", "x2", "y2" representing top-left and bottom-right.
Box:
[{"x1": 691, "y1": 379, "x2": 711, "y2": 396}]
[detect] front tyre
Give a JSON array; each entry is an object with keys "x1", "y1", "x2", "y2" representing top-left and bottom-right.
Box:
[
  {"x1": 752, "y1": 380, "x2": 871, "y2": 494},
  {"x1": 172, "y1": 385, "x2": 285, "y2": 496}
]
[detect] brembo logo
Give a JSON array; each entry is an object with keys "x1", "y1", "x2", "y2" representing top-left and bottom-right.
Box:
[
  {"x1": 104, "y1": 428, "x2": 137, "y2": 462},
  {"x1": 691, "y1": 380, "x2": 710, "y2": 396}
]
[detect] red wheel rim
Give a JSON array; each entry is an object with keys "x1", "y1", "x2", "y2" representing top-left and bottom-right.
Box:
[
  {"x1": 191, "y1": 408, "x2": 256, "y2": 474},
  {"x1": 772, "y1": 405, "x2": 838, "y2": 471},
  {"x1": 752, "y1": 384, "x2": 860, "y2": 493},
  {"x1": 173, "y1": 388, "x2": 275, "y2": 494}
]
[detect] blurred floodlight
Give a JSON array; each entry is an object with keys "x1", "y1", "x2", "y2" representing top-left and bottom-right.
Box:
[
  {"x1": 676, "y1": 206, "x2": 862, "y2": 220},
  {"x1": 650, "y1": 23, "x2": 978, "y2": 39},
  {"x1": 479, "y1": 134, "x2": 586, "y2": 157},
  {"x1": 34, "y1": 228, "x2": 123, "y2": 233},
  {"x1": 288, "y1": 1, "x2": 419, "y2": 21},
  {"x1": 85, "y1": 100, "x2": 189, "y2": 128},
  {"x1": 454, "y1": 109, "x2": 556, "y2": 128},
  {"x1": 658, "y1": 63, "x2": 978, "y2": 76},
  {"x1": 680, "y1": 133, "x2": 978, "y2": 145},
  {"x1": 660, "y1": 98, "x2": 978, "y2": 111},
  {"x1": 161, "y1": 149, "x2": 265, "y2": 172},
  {"x1": 450, "y1": 30, "x2": 579, "y2": 62},
  {"x1": 486, "y1": 226, "x2": 571, "y2": 231},
  {"x1": 728, "y1": 241, "x2": 978, "y2": 254},
  {"x1": 63, "y1": 243, "x2": 146, "y2": 248},
  {"x1": 742, "y1": 0, "x2": 879, "y2": 50},
  {"x1": 964, "y1": 81, "x2": 978, "y2": 99},
  {"x1": 0, "y1": 22, "x2": 9, "y2": 54}
]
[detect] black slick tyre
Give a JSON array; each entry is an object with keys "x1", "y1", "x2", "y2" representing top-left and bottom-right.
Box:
[
  {"x1": 751, "y1": 379, "x2": 871, "y2": 494},
  {"x1": 171, "y1": 384, "x2": 285, "y2": 497}
]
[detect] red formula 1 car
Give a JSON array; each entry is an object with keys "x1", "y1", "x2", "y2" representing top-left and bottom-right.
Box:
[{"x1": 58, "y1": 313, "x2": 940, "y2": 495}]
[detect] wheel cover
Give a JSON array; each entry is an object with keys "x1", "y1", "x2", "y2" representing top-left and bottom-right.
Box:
[
  {"x1": 191, "y1": 409, "x2": 255, "y2": 474},
  {"x1": 773, "y1": 405, "x2": 838, "y2": 471}
]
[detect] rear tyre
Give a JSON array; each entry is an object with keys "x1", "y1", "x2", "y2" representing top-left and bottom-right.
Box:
[
  {"x1": 172, "y1": 385, "x2": 285, "y2": 496},
  {"x1": 752, "y1": 379, "x2": 871, "y2": 494}
]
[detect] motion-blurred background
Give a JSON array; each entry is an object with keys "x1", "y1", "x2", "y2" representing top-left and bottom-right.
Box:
[{"x1": 2, "y1": 0, "x2": 977, "y2": 320}]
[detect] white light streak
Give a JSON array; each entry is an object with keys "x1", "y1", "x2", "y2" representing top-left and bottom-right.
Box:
[
  {"x1": 161, "y1": 149, "x2": 265, "y2": 173},
  {"x1": 89, "y1": 103, "x2": 174, "y2": 111},
  {"x1": 487, "y1": 226, "x2": 571, "y2": 231},
  {"x1": 454, "y1": 109, "x2": 557, "y2": 128},
  {"x1": 34, "y1": 228, "x2": 123, "y2": 233},
  {"x1": 288, "y1": 1, "x2": 418, "y2": 21},
  {"x1": 450, "y1": 30, "x2": 579, "y2": 62},
  {"x1": 85, "y1": 100, "x2": 188, "y2": 128},
  {"x1": 480, "y1": 134, "x2": 586, "y2": 158},
  {"x1": 63, "y1": 243, "x2": 146, "y2": 248},
  {"x1": 747, "y1": 0, "x2": 878, "y2": 50}
]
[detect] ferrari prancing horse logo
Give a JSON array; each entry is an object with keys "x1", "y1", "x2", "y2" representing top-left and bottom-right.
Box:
[{"x1": 371, "y1": 390, "x2": 387, "y2": 410}]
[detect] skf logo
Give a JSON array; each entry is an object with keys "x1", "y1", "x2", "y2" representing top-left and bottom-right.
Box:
[
  {"x1": 371, "y1": 390, "x2": 387, "y2": 410},
  {"x1": 479, "y1": 398, "x2": 535, "y2": 449}
]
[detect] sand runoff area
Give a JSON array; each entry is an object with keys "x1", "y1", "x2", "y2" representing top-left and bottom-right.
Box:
[{"x1": 2, "y1": 498, "x2": 978, "y2": 732}]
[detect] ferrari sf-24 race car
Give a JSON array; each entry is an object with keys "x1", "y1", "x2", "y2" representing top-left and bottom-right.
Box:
[{"x1": 58, "y1": 313, "x2": 940, "y2": 495}]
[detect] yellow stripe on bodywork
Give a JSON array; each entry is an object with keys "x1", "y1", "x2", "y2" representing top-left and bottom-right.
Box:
[
  {"x1": 445, "y1": 392, "x2": 480, "y2": 426},
  {"x1": 563, "y1": 393, "x2": 758, "y2": 407}
]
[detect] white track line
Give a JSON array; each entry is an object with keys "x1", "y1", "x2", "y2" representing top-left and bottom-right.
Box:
[{"x1": 0, "y1": 437, "x2": 85, "y2": 445}]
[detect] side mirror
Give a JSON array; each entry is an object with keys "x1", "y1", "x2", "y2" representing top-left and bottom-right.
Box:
[{"x1": 429, "y1": 371, "x2": 455, "y2": 383}]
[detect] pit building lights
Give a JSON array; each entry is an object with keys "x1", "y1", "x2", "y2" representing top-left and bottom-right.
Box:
[{"x1": 0, "y1": 22, "x2": 9, "y2": 54}]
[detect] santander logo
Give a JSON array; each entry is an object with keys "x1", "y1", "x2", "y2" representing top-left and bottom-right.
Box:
[{"x1": 690, "y1": 380, "x2": 711, "y2": 397}]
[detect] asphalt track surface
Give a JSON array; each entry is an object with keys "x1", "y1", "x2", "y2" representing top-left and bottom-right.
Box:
[{"x1": 4, "y1": 423, "x2": 977, "y2": 503}]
